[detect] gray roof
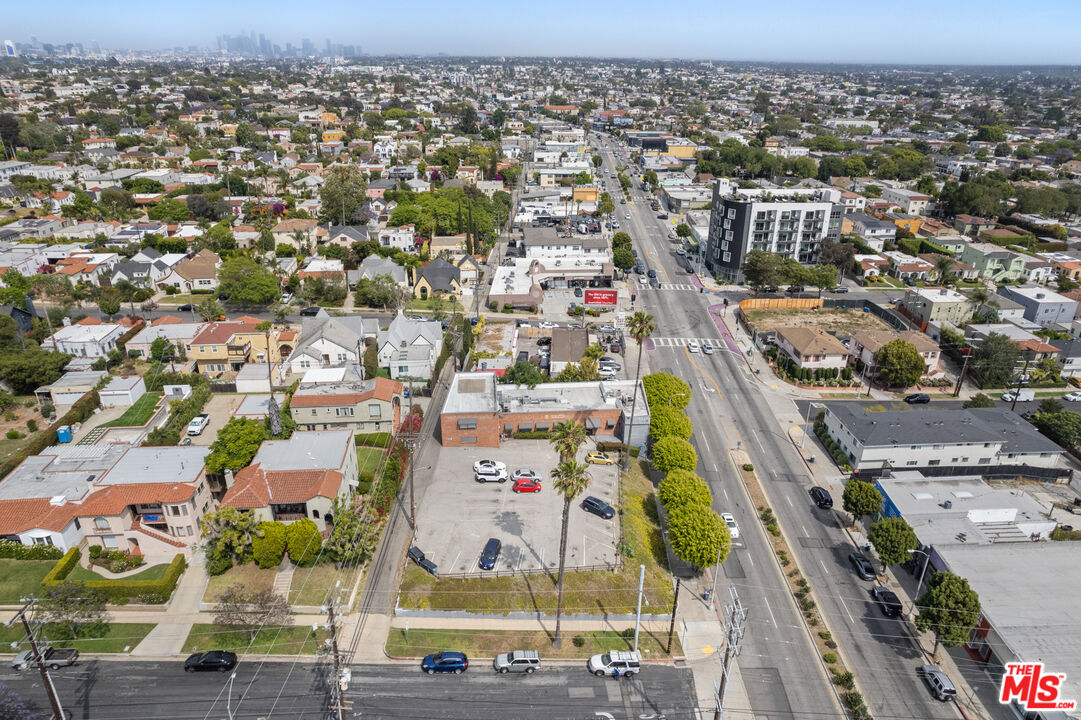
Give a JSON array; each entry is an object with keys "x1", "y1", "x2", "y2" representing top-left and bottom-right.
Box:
[
  {"x1": 293, "y1": 313, "x2": 380, "y2": 360},
  {"x1": 378, "y1": 310, "x2": 442, "y2": 352},
  {"x1": 252, "y1": 429, "x2": 353, "y2": 471},
  {"x1": 324, "y1": 225, "x2": 368, "y2": 244},
  {"x1": 357, "y1": 255, "x2": 407, "y2": 284},
  {"x1": 416, "y1": 258, "x2": 460, "y2": 292},
  {"x1": 824, "y1": 403, "x2": 1065, "y2": 454}
]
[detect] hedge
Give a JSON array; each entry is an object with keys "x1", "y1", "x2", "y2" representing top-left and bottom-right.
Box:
[
  {"x1": 597, "y1": 441, "x2": 640, "y2": 458},
  {"x1": 0, "y1": 390, "x2": 101, "y2": 482},
  {"x1": 512, "y1": 430, "x2": 551, "y2": 440},
  {"x1": 354, "y1": 432, "x2": 393, "y2": 448},
  {"x1": 42, "y1": 549, "x2": 187, "y2": 601},
  {"x1": 0, "y1": 539, "x2": 64, "y2": 560},
  {"x1": 114, "y1": 320, "x2": 146, "y2": 357},
  {"x1": 41, "y1": 547, "x2": 81, "y2": 585}
]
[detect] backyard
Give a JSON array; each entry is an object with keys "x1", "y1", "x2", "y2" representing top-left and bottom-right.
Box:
[
  {"x1": 747, "y1": 306, "x2": 892, "y2": 337},
  {"x1": 356, "y1": 446, "x2": 387, "y2": 478},
  {"x1": 102, "y1": 392, "x2": 163, "y2": 428}
]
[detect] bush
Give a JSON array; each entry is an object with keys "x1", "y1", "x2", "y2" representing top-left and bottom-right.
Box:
[
  {"x1": 26, "y1": 419, "x2": 37, "y2": 432},
  {"x1": 642, "y1": 373, "x2": 691, "y2": 411},
  {"x1": 356, "y1": 472, "x2": 374, "y2": 494},
  {"x1": 649, "y1": 405, "x2": 693, "y2": 441},
  {"x1": 42, "y1": 547, "x2": 81, "y2": 585},
  {"x1": 286, "y1": 518, "x2": 322, "y2": 567},
  {"x1": 43, "y1": 550, "x2": 187, "y2": 601},
  {"x1": 596, "y1": 441, "x2": 638, "y2": 457},
  {"x1": 658, "y1": 469, "x2": 712, "y2": 511},
  {"x1": 512, "y1": 430, "x2": 551, "y2": 440},
  {"x1": 742, "y1": 463, "x2": 754, "y2": 472},
  {"x1": 823, "y1": 652, "x2": 838, "y2": 664},
  {"x1": 572, "y1": 636, "x2": 585, "y2": 648},
  {"x1": 354, "y1": 432, "x2": 393, "y2": 448},
  {"x1": 651, "y1": 436, "x2": 697, "y2": 473},
  {"x1": 137, "y1": 591, "x2": 168, "y2": 605},
  {"x1": 206, "y1": 554, "x2": 233, "y2": 576},
  {"x1": 253, "y1": 521, "x2": 287, "y2": 568},
  {"x1": 0, "y1": 539, "x2": 63, "y2": 560},
  {"x1": 6, "y1": 429, "x2": 21, "y2": 439}
]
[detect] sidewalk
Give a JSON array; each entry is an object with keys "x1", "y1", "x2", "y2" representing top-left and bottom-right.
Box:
[{"x1": 131, "y1": 551, "x2": 210, "y2": 657}]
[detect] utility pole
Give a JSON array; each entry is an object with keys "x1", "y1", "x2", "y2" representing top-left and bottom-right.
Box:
[
  {"x1": 632, "y1": 564, "x2": 645, "y2": 652},
  {"x1": 953, "y1": 348, "x2": 971, "y2": 397},
  {"x1": 8, "y1": 598, "x2": 66, "y2": 720},
  {"x1": 714, "y1": 588, "x2": 748, "y2": 720},
  {"x1": 326, "y1": 598, "x2": 346, "y2": 720},
  {"x1": 665, "y1": 577, "x2": 681, "y2": 654},
  {"x1": 1010, "y1": 357, "x2": 1032, "y2": 412}
]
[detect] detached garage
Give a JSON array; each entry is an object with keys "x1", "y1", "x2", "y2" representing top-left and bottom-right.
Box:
[
  {"x1": 35, "y1": 370, "x2": 108, "y2": 407},
  {"x1": 99, "y1": 375, "x2": 147, "y2": 408}
]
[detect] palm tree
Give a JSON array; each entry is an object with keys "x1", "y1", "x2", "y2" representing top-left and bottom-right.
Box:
[
  {"x1": 623, "y1": 311, "x2": 657, "y2": 470},
  {"x1": 549, "y1": 420, "x2": 587, "y2": 463},
  {"x1": 933, "y1": 255, "x2": 955, "y2": 286},
  {"x1": 550, "y1": 458, "x2": 591, "y2": 648},
  {"x1": 969, "y1": 286, "x2": 989, "y2": 314}
]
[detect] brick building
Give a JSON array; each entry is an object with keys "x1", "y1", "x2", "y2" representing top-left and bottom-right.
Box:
[{"x1": 439, "y1": 372, "x2": 650, "y2": 449}]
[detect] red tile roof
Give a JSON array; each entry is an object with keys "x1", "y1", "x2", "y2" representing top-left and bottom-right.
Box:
[
  {"x1": 152, "y1": 315, "x2": 185, "y2": 325},
  {"x1": 0, "y1": 498, "x2": 76, "y2": 535},
  {"x1": 220, "y1": 464, "x2": 344, "y2": 509},
  {"x1": 191, "y1": 321, "x2": 259, "y2": 346},
  {"x1": 73, "y1": 483, "x2": 196, "y2": 517}
]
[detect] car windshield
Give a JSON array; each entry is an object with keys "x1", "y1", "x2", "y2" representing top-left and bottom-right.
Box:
[{"x1": 600, "y1": 653, "x2": 612, "y2": 665}]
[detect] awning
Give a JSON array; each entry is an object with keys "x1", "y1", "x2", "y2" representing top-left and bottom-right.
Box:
[
  {"x1": 534, "y1": 422, "x2": 551, "y2": 430},
  {"x1": 585, "y1": 418, "x2": 600, "y2": 429}
]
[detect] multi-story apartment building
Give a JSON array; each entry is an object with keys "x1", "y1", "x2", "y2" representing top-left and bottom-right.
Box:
[{"x1": 704, "y1": 182, "x2": 843, "y2": 283}]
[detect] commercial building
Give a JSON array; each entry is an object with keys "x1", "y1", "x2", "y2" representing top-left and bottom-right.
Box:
[
  {"x1": 704, "y1": 182, "x2": 843, "y2": 283},
  {"x1": 439, "y1": 372, "x2": 650, "y2": 449}
]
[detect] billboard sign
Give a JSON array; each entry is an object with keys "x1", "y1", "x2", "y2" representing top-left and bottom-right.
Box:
[{"x1": 584, "y1": 289, "x2": 618, "y2": 306}]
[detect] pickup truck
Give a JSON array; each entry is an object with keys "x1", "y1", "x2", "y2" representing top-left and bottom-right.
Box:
[
  {"x1": 12, "y1": 646, "x2": 79, "y2": 670},
  {"x1": 187, "y1": 414, "x2": 210, "y2": 436}
]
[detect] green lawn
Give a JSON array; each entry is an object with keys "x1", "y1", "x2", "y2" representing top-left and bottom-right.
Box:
[
  {"x1": 157, "y1": 294, "x2": 195, "y2": 305},
  {"x1": 0, "y1": 559, "x2": 55, "y2": 604},
  {"x1": 288, "y1": 563, "x2": 359, "y2": 607},
  {"x1": 406, "y1": 297, "x2": 464, "y2": 312},
  {"x1": 0, "y1": 623, "x2": 156, "y2": 654},
  {"x1": 203, "y1": 563, "x2": 276, "y2": 603},
  {"x1": 397, "y1": 461, "x2": 674, "y2": 615},
  {"x1": 183, "y1": 624, "x2": 327, "y2": 655},
  {"x1": 385, "y1": 627, "x2": 681, "y2": 660},
  {"x1": 356, "y1": 446, "x2": 386, "y2": 477},
  {"x1": 68, "y1": 562, "x2": 172, "y2": 583},
  {"x1": 102, "y1": 392, "x2": 163, "y2": 428}
]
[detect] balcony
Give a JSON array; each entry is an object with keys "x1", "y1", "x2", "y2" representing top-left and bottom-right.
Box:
[
  {"x1": 273, "y1": 512, "x2": 306, "y2": 522},
  {"x1": 226, "y1": 342, "x2": 252, "y2": 357}
]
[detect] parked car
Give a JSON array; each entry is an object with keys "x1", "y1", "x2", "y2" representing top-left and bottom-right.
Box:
[
  {"x1": 763, "y1": 285, "x2": 779, "y2": 294},
  {"x1": 299, "y1": 306, "x2": 321, "y2": 317},
  {"x1": 647, "y1": 269, "x2": 657, "y2": 279},
  {"x1": 582, "y1": 496, "x2": 616, "y2": 519},
  {"x1": 585, "y1": 451, "x2": 615, "y2": 465},
  {"x1": 12, "y1": 647, "x2": 78, "y2": 671},
  {"x1": 687, "y1": 340, "x2": 700, "y2": 353},
  {"x1": 905, "y1": 277, "x2": 916, "y2": 286},
  {"x1": 280, "y1": 292, "x2": 294, "y2": 304},
  {"x1": 848, "y1": 552, "x2": 876, "y2": 581},
  {"x1": 888, "y1": 296, "x2": 903, "y2": 304},
  {"x1": 786, "y1": 285, "x2": 805, "y2": 294},
  {"x1": 676, "y1": 248, "x2": 686, "y2": 256},
  {"x1": 721, "y1": 512, "x2": 740, "y2": 539},
  {"x1": 1002, "y1": 389, "x2": 1035, "y2": 402},
  {"x1": 574, "y1": 287, "x2": 583, "y2": 297},
  {"x1": 649, "y1": 278, "x2": 659, "y2": 288},
  {"x1": 1064, "y1": 392, "x2": 1081, "y2": 402},
  {"x1": 186, "y1": 414, "x2": 210, "y2": 436},
  {"x1": 588, "y1": 650, "x2": 641, "y2": 677},
  {"x1": 871, "y1": 586, "x2": 903, "y2": 616},
  {"x1": 475, "y1": 467, "x2": 508, "y2": 483},
  {"x1": 177, "y1": 303, "x2": 195, "y2": 312},
  {"x1": 407, "y1": 546, "x2": 438, "y2": 576},
  {"x1": 537, "y1": 337, "x2": 552, "y2": 346},
  {"x1": 1067, "y1": 376, "x2": 1081, "y2": 389},
  {"x1": 539, "y1": 321, "x2": 557, "y2": 329},
  {"x1": 421, "y1": 651, "x2": 469, "y2": 675},
  {"x1": 493, "y1": 650, "x2": 540, "y2": 674},
  {"x1": 832, "y1": 286, "x2": 849, "y2": 293},
  {"x1": 809, "y1": 486, "x2": 833, "y2": 509},
  {"x1": 474, "y1": 459, "x2": 507, "y2": 474},
  {"x1": 512, "y1": 476, "x2": 542, "y2": 493},
  {"x1": 479, "y1": 538, "x2": 501, "y2": 570},
  {"x1": 919, "y1": 665, "x2": 958, "y2": 701},
  {"x1": 904, "y1": 393, "x2": 931, "y2": 404},
  {"x1": 184, "y1": 651, "x2": 237, "y2": 673}
]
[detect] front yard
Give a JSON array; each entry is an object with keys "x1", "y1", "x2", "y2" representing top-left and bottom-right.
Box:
[
  {"x1": 183, "y1": 624, "x2": 327, "y2": 655},
  {"x1": 288, "y1": 563, "x2": 360, "y2": 607},
  {"x1": 203, "y1": 563, "x2": 276, "y2": 603},
  {"x1": 0, "y1": 623, "x2": 156, "y2": 654},
  {"x1": 0, "y1": 559, "x2": 55, "y2": 604},
  {"x1": 68, "y1": 562, "x2": 172, "y2": 583},
  {"x1": 356, "y1": 446, "x2": 387, "y2": 478}
]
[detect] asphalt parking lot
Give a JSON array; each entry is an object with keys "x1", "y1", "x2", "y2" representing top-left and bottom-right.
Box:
[{"x1": 413, "y1": 441, "x2": 621, "y2": 576}]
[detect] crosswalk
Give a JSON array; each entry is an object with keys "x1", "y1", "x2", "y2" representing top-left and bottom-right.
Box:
[
  {"x1": 657, "y1": 283, "x2": 700, "y2": 291},
  {"x1": 651, "y1": 336, "x2": 726, "y2": 348}
]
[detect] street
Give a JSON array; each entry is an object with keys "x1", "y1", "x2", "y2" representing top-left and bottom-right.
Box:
[{"x1": 0, "y1": 660, "x2": 695, "y2": 720}]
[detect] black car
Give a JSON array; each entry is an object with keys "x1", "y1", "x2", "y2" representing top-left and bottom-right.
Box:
[
  {"x1": 299, "y1": 306, "x2": 321, "y2": 317},
  {"x1": 537, "y1": 337, "x2": 552, "y2": 346},
  {"x1": 407, "y1": 546, "x2": 438, "y2": 575},
  {"x1": 849, "y1": 552, "x2": 876, "y2": 581},
  {"x1": 905, "y1": 393, "x2": 931, "y2": 404},
  {"x1": 786, "y1": 285, "x2": 805, "y2": 294},
  {"x1": 184, "y1": 651, "x2": 237, "y2": 673},
  {"x1": 582, "y1": 496, "x2": 616, "y2": 519},
  {"x1": 809, "y1": 486, "x2": 833, "y2": 509},
  {"x1": 905, "y1": 277, "x2": 916, "y2": 286},
  {"x1": 647, "y1": 269, "x2": 657, "y2": 279},
  {"x1": 871, "y1": 586, "x2": 903, "y2": 616},
  {"x1": 177, "y1": 303, "x2": 194, "y2": 312},
  {"x1": 478, "y1": 538, "x2": 501, "y2": 570},
  {"x1": 763, "y1": 285, "x2": 779, "y2": 294}
]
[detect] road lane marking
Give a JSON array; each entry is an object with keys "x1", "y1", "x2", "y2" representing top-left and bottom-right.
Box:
[
  {"x1": 722, "y1": 487, "x2": 730, "y2": 503},
  {"x1": 838, "y1": 596, "x2": 855, "y2": 623},
  {"x1": 762, "y1": 595, "x2": 779, "y2": 628},
  {"x1": 818, "y1": 558, "x2": 830, "y2": 576},
  {"x1": 785, "y1": 494, "x2": 793, "y2": 507},
  {"x1": 682, "y1": 348, "x2": 723, "y2": 398}
]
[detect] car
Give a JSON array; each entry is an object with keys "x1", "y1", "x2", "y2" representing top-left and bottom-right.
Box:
[
  {"x1": 474, "y1": 459, "x2": 507, "y2": 474},
  {"x1": 512, "y1": 468, "x2": 540, "y2": 482},
  {"x1": 809, "y1": 486, "x2": 833, "y2": 508},
  {"x1": 407, "y1": 546, "x2": 438, "y2": 576},
  {"x1": 588, "y1": 650, "x2": 641, "y2": 677},
  {"x1": 832, "y1": 286, "x2": 849, "y2": 293},
  {"x1": 537, "y1": 337, "x2": 552, "y2": 346},
  {"x1": 657, "y1": 213, "x2": 669, "y2": 220},
  {"x1": 280, "y1": 292, "x2": 294, "y2": 304},
  {"x1": 187, "y1": 414, "x2": 210, "y2": 436},
  {"x1": 177, "y1": 303, "x2": 194, "y2": 312},
  {"x1": 493, "y1": 650, "x2": 540, "y2": 674},
  {"x1": 512, "y1": 476, "x2": 542, "y2": 493},
  {"x1": 647, "y1": 269, "x2": 657, "y2": 279},
  {"x1": 687, "y1": 340, "x2": 700, "y2": 353},
  {"x1": 871, "y1": 586, "x2": 903, "y2": 616},
  {"x1": 299, "y1": 306, "x2": 321, "y2": 317},
  {"x1": 668, "y1": 232, "x2": 676, "y2": 239},
  {"x1": 625, "y1": 213, "x2": 631, "y2": 219},
  {"x1": 585, "y1": 450, "x2": 616, "y2": 465},
  {"x1": 421, "y1": 651, "x2": 469, "y2": 675},
  {"x1": 184, "y1": 651, "x2": 238, "y2": 673},
  {"x1": 848, "y1": 552, "x2": 876, "y2": 581},
  {"x1": 12, "y1": 647, "x2": 78, "y2": 671},
  {"x1": 539, "y1": 321, "x2": 557, "y2": 329},
  {"x1": 721, "y1": 512, "x2": 739, "y2": 539},
  {"x1": 599, "y1": 357, "x2": 621, "y2": 369},
  {"x1": 620, "y1": 199, "x2": 626, "y2": 204},
  {"x1": 1065, "y1": 392, "x2": 1081, "y2": 402},
  {"x1": 611, "y1": 221, "x2": 619, "y2": 228},
  {"x1": 649, "y1": 278, "x2": 659, "y2": 288},
  {"x1": 702, "y1": 341, "x2": 714, "y2": 355},
  {"x1": 600, "y1": 371, "x2": 617, "y2": 381},
  {"x1": 574, "y1": 287, "x2": 583, "y2": 297},
  {"x1": 479, "y1": 538, "x2": 501, "y2": 570},
  {"x1": 786, "y1": 285, "x2": 805, "y2": 294},
  {"x1": 905, "y1": 277, "x2": 916, "y2": 286},
  {"x1": 599, "y1": 363, "x2": 621, "y2": 374},
  {"x1": 475, "y1": 467, "x2": 508, "y2": 483},
  {"x1": 919, "y1": 665, "x2": 958, "y2": 701},
  {"x1": 676, "y1": 248, "x2": 686, "y2": 256},
  {"x1": 904, "y1": 393, "x2": 931, "y2": 404},
  {"x1": 582, "y1": 495, "x2": 616, "y2": 519},
  {"x1": 763, "y1": 285, "x2": 779, "y2": 294}
]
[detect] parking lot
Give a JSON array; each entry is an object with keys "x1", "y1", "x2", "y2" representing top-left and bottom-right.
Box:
[{"x1": 413, "y1": 441, "x2": 621, "y2": 576}]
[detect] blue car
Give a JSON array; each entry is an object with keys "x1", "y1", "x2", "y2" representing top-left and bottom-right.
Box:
[
  {"x1": 421, "y1": 651, "x2": 469, "y2": 675},
  {"x1": 479, "y1": 538, "x2": 501, "y2": 570}
]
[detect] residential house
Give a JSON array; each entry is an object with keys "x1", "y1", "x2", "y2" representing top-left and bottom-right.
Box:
[
  {"x1": 455, "y1": 255, "x2": 482, "y2": 287},
  {"x1": 883, "y1": 251, "x2": 934, "y2": 282},
  {"x1": 160, "y1": 249, "x2": 220, "y2": 292},
  {"x1": 271, "y1": 219, "x2": 319, "y2": 249},
  {"x1": 323, "y1": 225, "x2": 368, "y2": 248},
  {"x1": 289, "y1": 377, "x2": 403, "y2": 434},
  {"x1": 42, "y1": 321, "x2": 126, "y2": 358},
  {"x1": 125, "y1": 320, "x2": 206, "y2": 361},
  {"x1": 881, "y1": 212, "x2": 922, "y2": 235},
  {"x1": 881, "y1": 187, "x2": 932, "y2": 215},
  {"x1": 854, "y1": 253, "x2": 890, "y2": 278},
  {"x1": 917, "y1": 254, "x2": 979, "y2": 282},
  {"x1": 297, "y1": 257, "x2": 346, "y2": 283},
  {"x1": 377, "y1": 310, "x2": 444, "y2": 380},
  {"x1": 844, "y1": 213, "x2": 896, "y2": 251},
  {"x1": 898, "y1": 287, "x2": 976, "y2": 330},
  {"x1": 848, "y1": 329, "x2": 941, "y2": 375},
  {"x1": 377, "y1": 225, "x2": 416, "y2": 252},
  {"x1": 429, "y1": 234, "x2": 468, "y2": 257},
  {"x1": 348, "y1": 255, "x2": 409, "y2": 289},
  {"x1": 413, "y1": 258, "x2": 462, "y2": 298},
  {"x1": 190, "y1": 321, "x2": 283, "y2": 375},
  {"x1": 219, "y1": 430, "x2": 358, "y2": 532},
  {"x1": 959, "y1": 243, "x2": 1029, "y2": 283},
  {"x1": 953, "y1": 214, "x2": 996, "y2": 236},
  {"x1": 774, "y1": 327, "x2": 849, "y2": 370},
  {"x1": 286, "y1": 312, "x2": 380, "y2": 375}
]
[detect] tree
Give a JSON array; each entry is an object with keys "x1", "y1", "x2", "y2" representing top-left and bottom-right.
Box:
[
  {"x1": 643, "y1": 170, "x2": 658, "y2": 188},
  {"x1": 675, "y1": 223, "x2": 692, "y2": 239},
  {"x1": 874, "y1": 340, "x2": 926, "y2": 388},
  {"x1": 0, "y1": 349, "x2": 71, "y2": 394},
  {"x1": 642, "y1": 372, "x2": 690, "y2": 411},
  {"x1": 915, "y1": 572, "x2": 981, "y2": 656},
  {"x1": 1038, "y1": 397, "x2": 1063, "y2": 415},
  {"x1": 217, "y1": 256, "x2": 279, "y2": 306},
  {"x1": 611, "y1": 231, "x2": 632, "y2": 248},
  {"x1": 149, "y1": 336, "x2": 170, "y2": 361},
  {"x1": 550, "y1": 458, "x2": 591, "y2": 647},
  {"x1": 658, "y1": 469, "x2": 712, "y2": 511},
  {"x1": 196, "y1": 297, "x2": 225, "y2": 321},
  {"x1": 807, "y1": 264, "x2": 839, "y2": 297},
  {"x1": 650, "y1": 405, "x2": 693, "y2": 441},
  {"x1": 652, "y1": 436, "x2": 697, "y2": 474},
  {"x1": 624, "y1": 311, "x2": 657, "y2": 469},
  {"x1": 933, "y1": 255, "x2": 955, "y2": 286},
  {"x1": 205, "y1": 417, "x2": 267, "y2": 475},
  {"x1": 147, "y1": 199, "x2": 191, "y2": 224},
  {"x1": 501, "y1": 360, "x2": 547, "y2": 389},
  {"x1": 199, "y1": 507, "x2": 259, "y2": 565},
  {"x1": 842, "y1": 480, "x2": 882, "y2": 522},
  {"x1": 613, "y1": 246, "x2": 635, "y2": 271},
  {"x1": 963, "y1": 393, "x2": 996, "y2": 409},
  {"x1": 319, "y1": 165, "x2": 368, "y2": 226},
  {"x1": 98, "y1": 291, "x2": 121, "y2": 319},
  {"x1": 971, "y1": 332, "x2": 1020, "y2": 388},
  {"x1": 324, "y1": 496, "x2": 367, "y2": 564},
  {"x1": 668, "y1": 505, "x2": 730, "y2": 569},
  {"x1": 868, "y1": 517, "x2": 918, "y2": 566},
  {"x1": 1034, "y1": 410, "x2": 1081, "y2": 449},
  {"x1": 252, "y1": 521, "x2": 287, "y2": 569},
  {"x1": 550, "y1": 420, "x2": 587, "y2": 463},
  {"x1": 844, "y1": 156, "x2": 868, "y2": 178},
  {"x1": 742, "y1": 250, "x2": 784, "y2": 294},
  {"x1": 38, "y1": 581, "x2": 109, "y2": 641},
  {"x1": 817, "y1": 156, "x2": 845, "y2": 182},
  {"x1": 598, "y1": 192, "x2": 615, "y2": 217},
  {"x1": 213, "y1": 584, "x2": 291, "y2": 642},
  {"x1": 286, "y1": 517, "x2": 323, "y2": 566}
]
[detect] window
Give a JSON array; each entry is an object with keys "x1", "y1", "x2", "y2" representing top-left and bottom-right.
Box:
[
  {"x1": 94, "y1": 517, "x2": 109, "y2": 530},
  {"x1": 457, "y1": 418, "x2": 478, "y2": 430},
  {"x1": 335, "y1": 407, "x2": 355, "y2": 417},
  {"x1": 74, "y1": 518, "x2": 80, "y2": 530},
  {"x1": 311, "y1": 409, "x2": 317, "y2": 415},
  {"x1": 32, "y1": 536, "x2": 53, "y2": 546},
  {"x1": 978, "y1": 457, "x2": 991, "y2": 463},
  {"x1": 928, "y1": 460, "x2": 941, "y2": 466},
  {"x1": 906, "y1": 460, "x2": 918, "y2": 466},
  {"x1": 176, "y1": 526, "x2": 186, "y2": 537},
  {"x1": 102, "y1": 535, "x2": 118, "y2": 548},
  {"x1": 312, "y1": 509, "x2": 320, "y2": 519},
  {"x1": 399, "y1": 366, "x2": 410, "y2": 373},
  {"x1": 460, "y1": 437, "x2": 477, "y2": 444},
  {"x1": 170, "y1": 505, "x2": 180, "y2": 516},
  {"x1": 368, "y1": 404, "x2": 381, "y2": 417}
]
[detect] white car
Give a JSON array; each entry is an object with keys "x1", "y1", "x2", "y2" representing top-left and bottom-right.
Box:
[
  {"x1": 722, "y1": 513, "x2": 740, "y2": 539},
  {"x1": 687, "y1": 340, "x2": 700, "y2": 353},
  {"x1": 539, "y1": 321, "x2": 557, "y2": 329},
  {"x1": 625, "y1": 213, "x2": 631, "y2": 219},
  {"x1": 702, "y1": 341, "x2": 714, "y2": 355},
  {"x1": 474, "y1": 459, "x2": 507, "y2": 474},
  {"x1": 1065, "y1": 392, "x2": 1081, "y2": 402}
]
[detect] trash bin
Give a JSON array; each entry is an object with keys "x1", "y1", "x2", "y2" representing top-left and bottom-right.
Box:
[{"x1": 809, "y1": 455, "x2": 815, "y2": 463}]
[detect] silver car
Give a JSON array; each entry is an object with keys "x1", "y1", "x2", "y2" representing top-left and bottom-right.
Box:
[{"x1": 493, "y1": 650, "x2": 540, "y2": 674}]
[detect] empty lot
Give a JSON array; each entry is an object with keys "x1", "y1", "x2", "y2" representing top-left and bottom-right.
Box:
[{"x1": 746, "y1": 307, "x2": 892, "y2": 337}]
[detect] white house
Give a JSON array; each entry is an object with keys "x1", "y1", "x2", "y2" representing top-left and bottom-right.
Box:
[
  {"x1": 43, "y1": 322, "x2": 126, "y2": 358},
  {"x1": 287, "y1": 312, "x2": 380, "y2": 375},
  {"x1": 99, "y1": 375, "x2": 148, "y2": 408},
  {"x1": 376, "y1": 310, "x2": 443, "y2": 380},
  {"x1": 377, "y1": 225, "x2": 416, "y2": 252}
]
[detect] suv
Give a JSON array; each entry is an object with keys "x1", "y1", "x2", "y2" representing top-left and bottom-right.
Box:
[
  {"x1": 422, "y1": 651, "x2": 469, "y2": 675},
  {"x1": 588, "y1": 650, "x2": 641, "y2": 677},
  {"x1": 919, "y1": 665, "x2": 957, "y2": 701},
  {"x1": 786, "y1": 285, "x2": 805, "y2": 294},
  {"x1": 905, "y1": 393, "x2": 931, "y2": 404},
  {"x1": 475, "y1": 466, "x2": 508, "y2": 483},
  {"x1": 582, "y1": 496, "x2": 616, "y2": 519},
  {"x1": 493, "y1": 650, "x2": 540, "y2": 674},
  {"x1": 407, "y1": 546, "x2": 438, "y2": 576},
  {"x1": 809, "y1": 486, "x2": 833, "y2": 509}
]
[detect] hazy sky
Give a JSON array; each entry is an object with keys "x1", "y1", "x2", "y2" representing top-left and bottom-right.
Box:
[{"x1": 9, "y1": 0, "x2": 1081, "y2": 65}]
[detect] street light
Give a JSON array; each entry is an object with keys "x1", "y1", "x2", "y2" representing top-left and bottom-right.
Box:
[
  {"x1": 909, "y1": 548, "x2": 932, "y2": 602},
  {"x1": 668, "y1": 391, "x2": 688, "y2": 407}
]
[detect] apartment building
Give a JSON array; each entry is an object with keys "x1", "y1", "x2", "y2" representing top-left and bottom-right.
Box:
[
  {"x1": 289, "y1": 376, "x2": 403, "y2": 433},
  {"x1": 996, "y1": 285, "x2": 1078, "y2": 327},
  {"x1": 704, "y1": 182, "x2": 843, "y2": 283},
  {"x1": 881, "y1": 186, "x2": 932, "y2": 215},
  {"x1": 898, "y1": 287, "x2": 976, "y2": 329}
]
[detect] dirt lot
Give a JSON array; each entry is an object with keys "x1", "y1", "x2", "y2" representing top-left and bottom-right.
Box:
[
  {"x1": 747, "y1": 307, "x2": 892, "y2": 337},
  {"x1": 474, "y1": 320, "x2": 516, "y2": 354}
]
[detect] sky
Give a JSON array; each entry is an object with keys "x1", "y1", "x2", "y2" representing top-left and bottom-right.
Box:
[{"x1": 8, "y1": 0, "x2": 1081, "y2": 65}]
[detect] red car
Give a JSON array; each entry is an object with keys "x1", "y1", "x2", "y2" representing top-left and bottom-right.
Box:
[{"x1": 512, "y1": 477, "x2": 542, "y2": 493}]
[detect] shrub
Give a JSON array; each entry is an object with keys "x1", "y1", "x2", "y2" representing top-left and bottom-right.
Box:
[
  {"x1": 649, "y1": 405, "x2": 693, "y2": 441},
  {"x1": 253, "y1": 521, "x2": 287, "y2": 569},
  {"x1": 642, "y1": 373, "x2": 691, "y2": 411},
  {"x1": 742, "y1": 463, "x2": 754, "y2": 472},
  {"x1": 831, "y1": 669, "x2": 855, "y2": 688},
  {"x1": 206, "y1": 554, "x2": 233, "y2": 576},
  {"x1": 42, "y1": 548, "x2": 81, "y2": 585},
  {"x1": 657, "y1": 469, "x2": 712, "y2": 511},
  {"x1": 137, "y1": 591, "x2": 168, "y2": 605},
  {"x1": 818, "y1": 631, "x2": 832, "y2": 640},
  {"x1": 0, "y1": 539, "x2": 63, "y2": 560},
  {"x1": 356, "y1": 472, "x2": 374, "y2": 494},
  {"x1": 823, "y1": 652, "x2": 838, "y2": 664},
  {"x1": 572, "y1": 636, "x2": 585, "y2": 648},
  {"x1": 512, "y1": 430, "x2": 551, "y2": 440},
  {"x1": 26, "y1": 419, "x2": 37, "y2": 433},
  {"x1": 286, "y1": 518, "x2": 322, "y2": 567},
  {"x1": 43, "y1": 550, "x2": 187, "y2": 601},
  {"x1": 6, "y1": 429, "x2": 21, "y2": 439},
  {"x1": 651, "y1": 436, "x2": 697, "y2": 473}
]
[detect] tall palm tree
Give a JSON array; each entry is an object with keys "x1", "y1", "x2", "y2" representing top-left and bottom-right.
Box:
[
  {"x1": 550, "y1": 458, "x2": 591, "y2": 648},
  {"x1": 969, "y1": 286, "x2": 989, "y2": 314},
  {"x1": 623, "y1": 312, "x2": 657, "y2": 470},
  {"x1": 549, "y1": 420, "x2": 587, "y2": 463},
  {"x1": 933, "y1": 255, "x2": 954, "y2": 286}
]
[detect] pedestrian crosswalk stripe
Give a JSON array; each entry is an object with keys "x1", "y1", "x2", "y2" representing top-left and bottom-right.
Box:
[
  {"x1": 651, "y1": 337, "x2": 724, "y2": 348},
  {"x1": 656, "y1": 283, "x2": 698, "y2": 291}
]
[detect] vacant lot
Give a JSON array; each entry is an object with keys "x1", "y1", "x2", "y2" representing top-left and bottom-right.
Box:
[
  {"x1": 289, "y1": 563, "x2": 359, "y2": 607},
  {"x1": 203, "y1": 563, "x2": 276, "y2": 603},
  {"x1": 747, "y1": 307, "x2": 892, "y2": 337},
  {"x1": 0, "y1": 559, "x2": 55, "y2": 604},
  {"x1": 385, "y1": 626, "x2": 681, "y2": 660}
]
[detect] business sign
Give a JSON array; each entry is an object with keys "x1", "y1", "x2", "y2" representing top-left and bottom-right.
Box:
[{"x1": 584, "y1": 289, "x2": 618, "y2": 306}]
